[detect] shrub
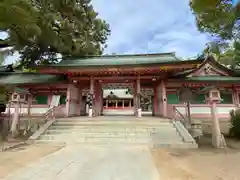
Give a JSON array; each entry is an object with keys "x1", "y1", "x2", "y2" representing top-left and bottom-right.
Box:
[{"x1": 229, "y1": 109, "x2": 240, "y2": 139}]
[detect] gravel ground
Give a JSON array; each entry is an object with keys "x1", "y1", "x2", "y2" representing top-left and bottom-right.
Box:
[
  {"x1": 0, "y1": 144, "x2": 64, "y2": 179},
  {"x1": 151, "y1": 138, "x2": 240, "y2": 180}
]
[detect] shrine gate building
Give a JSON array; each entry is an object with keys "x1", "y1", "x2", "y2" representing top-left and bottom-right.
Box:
[{"x1": 1, "y1": 53, "x2": 240, "y2": 133}]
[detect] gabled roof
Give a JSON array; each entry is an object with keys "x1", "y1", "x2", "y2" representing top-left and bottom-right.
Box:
[
  {"x1": 172, "y1": 56, "x2": 238, "y2": 78},
  {"x1": 35, "y1": 53, "x2": 204, "y2": 69}
]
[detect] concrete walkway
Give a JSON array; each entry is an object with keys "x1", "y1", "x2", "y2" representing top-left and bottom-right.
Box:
[{"x1": 3, "y1": 145, "x2": 160, "y2": 180}]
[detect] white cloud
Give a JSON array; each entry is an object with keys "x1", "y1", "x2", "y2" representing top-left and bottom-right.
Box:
[
  {"x1": 92, "y1": 0, "x2": 210, "y2": 58},
  {"x1": 2, "y1": 0, "x2": 210, "y2": 65}
]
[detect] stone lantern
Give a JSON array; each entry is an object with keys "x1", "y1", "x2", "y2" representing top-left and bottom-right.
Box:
[
  {"x1": 204, "y1": 86, "x2": 226, "y2": 148},
  {"x1": 10, "y1": 88, "x2": 30, "y2": 137}
]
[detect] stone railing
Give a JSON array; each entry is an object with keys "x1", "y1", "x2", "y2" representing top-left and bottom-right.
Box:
[
  {"x1": 168, "y1": 103, "x2": 237, "y2": 119},
  {"x1": 44, "y1": 106, "x2": 56, "y2": 120}
]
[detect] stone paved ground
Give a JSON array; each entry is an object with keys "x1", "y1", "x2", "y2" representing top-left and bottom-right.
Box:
[{"x1": 2, "y1": 145, "x2": 159, "y2": 180}]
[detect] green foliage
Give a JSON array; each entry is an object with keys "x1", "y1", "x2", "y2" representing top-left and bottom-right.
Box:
[
  {"x1": 0, "y1": 0, "x2": 110, "y2": 67},
  {"x1": 0, "y1": 52, "x2": 4, "y2": 65},
  {"x1": 230, "y1": 109, "x2": 240, "y2": 139},
  {"x1": 201, "y1": 40, "x2": 240, "y2": 68},
  {"x1": 22, "y1": 68, "x2": 37, "y2": 73},
  {"x1": 0, "y1": 0, "x2": 41, "y2": 43},
  {"x1": 190, "y1": 0, "x2": 237, "y2": 41},
  {"x1": 190, "y1": 0, "x2": 240, "y2": 67}
]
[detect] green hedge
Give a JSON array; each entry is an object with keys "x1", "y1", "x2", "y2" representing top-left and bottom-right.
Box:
[{"x1": 229, "y1": 109, "x2": 240, "y2": 139}]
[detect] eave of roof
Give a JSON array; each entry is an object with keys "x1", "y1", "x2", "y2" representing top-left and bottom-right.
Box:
[
  {"x1": 0, "y1": 64, "x2": 14, "y2": 73},
  {"x1": 0, "y1": 72, "x2": 66, "y2": 85},
  {"x1": 176, "y1": 76, "x2": 240, "y2": 83},
  {"x1": 33, "y1": 53, "x2": 205, "y2": 69}
]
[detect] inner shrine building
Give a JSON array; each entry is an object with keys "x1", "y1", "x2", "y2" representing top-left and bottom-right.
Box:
[{"x1": 1, "y1": 53, "x2": 240, "y2": 120}]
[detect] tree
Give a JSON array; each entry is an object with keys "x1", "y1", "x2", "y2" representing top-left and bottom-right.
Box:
[
  {"x1": 190, "y1": 0, "x2": 240, "y2": 67},
  {"x1": 0, "y1": 52, "x2": 4, "y2": 65},
  {"x1": 190, "y1": 0, "x2": 238, "y2": 42},
  {"x1": 201, "y1": 40, "x2": 240, "y2": 68},
  {"x1": 0, "y1": 0, "x2": 41, "y2": 47},
  {"x1": 1, "y1": 0, "x2": 110, "y2": 67}
]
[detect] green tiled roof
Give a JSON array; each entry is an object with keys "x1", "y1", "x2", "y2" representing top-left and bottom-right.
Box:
[
  {"x1": 184, "y1": 76, "x2": 240, "y2": 82},
  {"x1": 15, "y1": 87, "x2": 30, "y2": 93},
  {"x1": 47, "y1": 53, "x2": 202, "y2": 68},
  {"x1": 0, "y1": 73, "x2": 65, "y2": 85},
  {"x1": 0, "y1": 65, "x2": 13, "y2": 73}
]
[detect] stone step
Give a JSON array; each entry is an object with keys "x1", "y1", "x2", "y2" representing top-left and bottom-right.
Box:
[
  {"x1": 45, "y1": 130, "x2": 151, "y2": 135},
  {"x1": 56, "y1": 118, "x2": 171, "y2": 123},
  {"x1": 35, "y1": 139, "x2": 152, "y2": 146},
  {"x1": 44, "y1": 131, "x2": 180, "y2": 137},
  {"x1": 46, "y1": 127, "x2": 177, "y2": 134},
  {"x1": 53, "y1": 120, "x2": 173, "y2": 125},
  {"x1": 53, "y1": 122, "x2": 173, "y2": 128},
  {"x1": 39, "y1": 134, "x2": 182, "y2": 142},
  {"x1": 35, "y1": 139, "x2": 188, "y2": 148},
  {"x1": 41, "y1": 133, "x2": 151, "y2": 139},
  {"x1": 39, "y1": 137, "x2": 152, "y2": 144},
  {"x1": 153, "y1": 142, "x2": 198, "y2": 149},
  {"x1": 49, "y1": 125, "x2": 174, "y2": 131},
  {"x1": 31, "y1": 117, "x2": 197, "y2": 148}
]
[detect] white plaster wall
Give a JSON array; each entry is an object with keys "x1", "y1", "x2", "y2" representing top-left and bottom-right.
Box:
[
  {"x1": 175, "y1": 107, "x2": 186, "y2": 114},
  {"x1": 190, "y1": 107, "x2": 211, "y2": 114},
  {"x1": 175, "y1": 106, "x2": 235, "y2": 115},
  {"x1": 103, "y1": 109, "x2": 134, "y2": 116},
  {"x1": 217, "y1": 107, "x2": 236, "y2": 114},
  {"x1": 6, "y1": 107, "x2": 48, "y2": 114},
  {"x1": 31, "y1": 107, "x2": 49, "y2": 114}
]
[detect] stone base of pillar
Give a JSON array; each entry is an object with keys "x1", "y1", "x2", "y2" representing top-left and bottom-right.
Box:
[
  {"x1": 88, "y1": 109, "x2": 93, "y2": 117},
  {"x1": 137, "y1": 109, "x2": 142, "y2": 118}
]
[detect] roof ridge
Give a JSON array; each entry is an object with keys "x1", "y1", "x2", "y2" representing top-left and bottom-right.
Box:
[{"x1": 62, "y1": 52, "x2": 177, "y2": 60}]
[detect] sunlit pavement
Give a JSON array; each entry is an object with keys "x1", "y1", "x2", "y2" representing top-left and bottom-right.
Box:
[{"x1": 3, "y1": 144, "x2": 160, "y2": 180}]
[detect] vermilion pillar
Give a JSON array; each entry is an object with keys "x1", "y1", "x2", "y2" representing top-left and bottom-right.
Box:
[
  {"x1": 136, "y1": 77, "x2": 142, "y2": 117},
  {"x1": 65, "y1": 85, "x2": 71, "y2": 117},
  {"x1": 27, "y1": 94, "x2": 32, "y2": 116},
  {"x1": 89, "y1": 78, "x2": 94, "y2": 117},
  {"x1": 160, "y1": 80, "x2": 167, "y2": 117},
  {"x1": 94, "y1": 80, "x2": 102, "y2": 116},
  {"x1": 100, "y1": 86, "x2": 103, "y2": 115},
  {"x1": 232, "y1": 87, "x2": 239, "y2": 106},
  {"x1": 153, "y1": 84, "x2": 158, "y2": 116},
  {"x1": 65, "y1": 84, "x2": 79, "y2": 117},
  {"x1": 78, "y1": 87, "x2": 82, "y2": 116},
  {"x1": 133, "y1": 81, "x2": 137, "y2": 116}
]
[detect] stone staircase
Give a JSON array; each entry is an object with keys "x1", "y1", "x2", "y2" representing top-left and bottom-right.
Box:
[{"x1": 34, "y1": 116, "x2": 198, "y2": 148}]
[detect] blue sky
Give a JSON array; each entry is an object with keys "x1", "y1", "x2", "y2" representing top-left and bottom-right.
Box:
[{"x1": 3, "y1": 0, "x2": 210, "y2": 64}]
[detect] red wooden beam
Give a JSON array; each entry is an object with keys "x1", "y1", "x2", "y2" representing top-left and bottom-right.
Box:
[{"x1": 70, "y1": 76, "x2": 158, "y2": 81}]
